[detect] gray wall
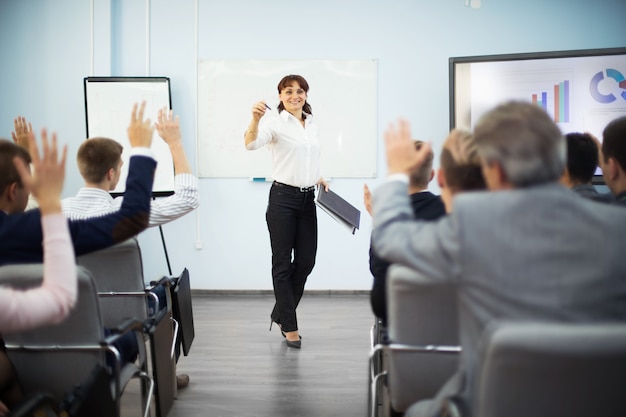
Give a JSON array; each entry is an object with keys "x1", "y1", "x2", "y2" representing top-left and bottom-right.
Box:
[{"x1": 1, "y1": 0, "x2": 625, "y2": 290}]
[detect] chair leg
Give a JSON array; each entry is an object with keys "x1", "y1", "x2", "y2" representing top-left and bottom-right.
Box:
[
  {"x1": 372, "y1": 371, "x2": 387, "y2": 417},
  {"x1": 139, "y1": 371, "x2": 154, "y2": 417}
]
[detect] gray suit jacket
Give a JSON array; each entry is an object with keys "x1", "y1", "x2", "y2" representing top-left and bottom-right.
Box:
[{"x1": 371, "y1": 180, "x2": 626, "y2": 415}]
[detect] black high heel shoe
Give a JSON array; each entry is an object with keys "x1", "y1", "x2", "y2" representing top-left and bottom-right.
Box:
[
  {"x1": 285, "y1": 338, "x2": 302, "y2": 349},
  {"x1": 270, "y1": 320, "x2": 286, "y2": 338}
]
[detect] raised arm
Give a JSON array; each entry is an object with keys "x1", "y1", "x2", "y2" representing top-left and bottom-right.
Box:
[
  {"x1": 11, "y1": 116, "x2": 32, "y2": 151},
  {"x1": 68, "y1": 101, "x2": 156, "y2": 253},
  {"x1": 0, "y1": 103, "x2": 156, "y2": 266},
  {"x1": 0, "y1": 129, "x2": 76, "y2": 332},
  {"x1": 141, "y1": 108, "x2": 199, "y2": 226},
  {"x1": 156, "y1": 107, "x2": 191, "y2": 174},
  {"x1": 371, "y1": 119, "x2": 458, "y2": 281},
  {"x1": 244, "y1": 101, "x2": 268, "y2": 147}
]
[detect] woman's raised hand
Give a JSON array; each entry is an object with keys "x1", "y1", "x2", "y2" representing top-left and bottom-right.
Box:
[{"x1": 251, "y1": 101, "x2": 268, "y2": 121}]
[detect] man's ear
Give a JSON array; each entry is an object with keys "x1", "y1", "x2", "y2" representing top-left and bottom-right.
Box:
[
  {"x1": 436, "y1": 168, "x2": 446, "y2": 189},
  {"x1": 559, "y1": 167, "x2": 572, "y2": 187},
  {"x1": 106, "y1": 167, "x2": 115, "y2": 182},
  {"x1": 495, "y1": 162, "x2": 508, "y2": 184},
  {"x1": 482, "y1": 160, "x2": 510, "y2": 190},
  {"x1": 429, "y1": 169, "x2": 435, "y2": 183},
  {"x1": 5, "y1": 182, "x2": 18, "y2": 202},
  {"x1": 606, "y1": 157, "x2": 620, "y2": 181}
]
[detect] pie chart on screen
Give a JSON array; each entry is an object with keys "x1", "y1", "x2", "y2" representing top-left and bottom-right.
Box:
[{"x1": 590, "y1": 68, "x2": 626, "y2": 103}]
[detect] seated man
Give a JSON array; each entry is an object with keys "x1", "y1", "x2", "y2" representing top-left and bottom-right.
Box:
[
  {"x1": 61, "y1": 107, "x2": 198, "y2": 389},
  {"x1": 62, "y1": 107, "x2": 199, "y2": 225},
  {"x1": 364, "y1": 140, "x2": 445, "y2": 326},
  {"x1": 600, "y1": 115, "x2": 626, "y2": 206},
  {"x1": 364, "y1": 132, "x2": 485, "y2": 326},
  {"x1": 372, "y1": 101, "x2": 626, "y2": 417},
  {"x1": 1, "y1": 128, "x2": 76, "y2": 414},
  {"x1": 0, "y1": 102, "x2": 155, "y2": 266},
  {"x1": 560, "y1": 132, "x2": 612, "y2": 202},
  {"x1": 0, "y1": 104, "x2": 156, "y2": 409}
]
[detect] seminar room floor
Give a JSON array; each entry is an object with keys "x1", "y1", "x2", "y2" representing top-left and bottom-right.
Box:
[{"x1": 121, "y1": 293, "x2": 373, "y2": 417}]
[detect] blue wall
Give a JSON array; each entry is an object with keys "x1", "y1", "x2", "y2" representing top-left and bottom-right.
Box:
[{"x1": 1, "y1": 0, "x2": 625, "y2": 289}]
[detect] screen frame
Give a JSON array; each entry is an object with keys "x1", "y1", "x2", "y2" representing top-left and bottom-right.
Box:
[{"x1": 449, "y1": 47, "x2": 626, "y2": 185}]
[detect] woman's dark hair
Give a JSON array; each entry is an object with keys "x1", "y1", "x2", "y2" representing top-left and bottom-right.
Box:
[{"x1": 277, "y1": 74, "x2": 312, "y2": 118}]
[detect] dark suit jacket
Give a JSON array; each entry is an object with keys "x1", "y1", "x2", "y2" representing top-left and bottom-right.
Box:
[
  {"x1": 369, "y1": 191, "x2": 445, "y2": 324},
  {"x1": 0, "y1": 155, "x2": 155, "y2": 265}
]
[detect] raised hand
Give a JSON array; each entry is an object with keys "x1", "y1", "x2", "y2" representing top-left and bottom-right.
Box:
[
  {"x1": 155, "y1": 107, "x2": 182, "y2": 146},
  {"x1": 127, "y1": 101, "x2": 155, "y2": 148},
  {"x1": 363, "y1": 184, "x2": 373, "y2": 216},
  {"x1": 245, "y1": 101, "x2": 267, "y2": 146},
  {"x1": 251, "y1": 101, "x2": 269, "y2": 122},
  {"x1": 156, "y1": 107, "x2": 192, "y2": 174},
  {"x1": 14, "y1": 129, "x2": 67, "y2": 214},
  {"x1": 384, "y1": 119, "x2": 431, "y2": 176},
  {"x1": 11, "y1": 116, "x2": 32, "y2": 150}
]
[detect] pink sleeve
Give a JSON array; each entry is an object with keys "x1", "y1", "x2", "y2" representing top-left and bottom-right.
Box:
[{"x1": 0, "y1": 213, "x2": 77, "y2": 333}]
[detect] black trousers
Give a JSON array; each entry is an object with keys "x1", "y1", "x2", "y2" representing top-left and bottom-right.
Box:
[{"x1": 266, "y1": 182, "x2": 318, "y2": 333}]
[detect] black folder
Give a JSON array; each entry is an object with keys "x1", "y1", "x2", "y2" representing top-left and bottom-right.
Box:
[{"x1": 315, "y1": 187, "x2": 361, "y2": 234}]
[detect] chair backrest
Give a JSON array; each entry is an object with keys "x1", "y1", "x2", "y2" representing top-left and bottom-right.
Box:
[
  {"x1": 77, "y1": 238, "x2": 148, "y2": 327},
  {"x1": 1, "y1": 265, "x2": 106, "y2": 398},
  {"x1": 475, "y1": 321, "x2": 626, "y2": 417},
  {"x1": 77, "y1": 238, "x2": 176, "y2": 417},
  {"x1": 386, "y1": 264, "x2": 460, "y2": 412}
]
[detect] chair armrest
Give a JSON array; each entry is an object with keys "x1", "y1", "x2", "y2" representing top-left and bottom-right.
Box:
[
  {"x1": 385, "y1": 342, "x2": 461, "y2": 355},
  {"x1": 103, "y1": 318, "x2": 144, "y2": 344},
  {"x1": 101, "y1": 317, "x2": 147, "y2": 384},
  {"x1": 7, "y1": 392, "x2": 60, "y2": 417}
]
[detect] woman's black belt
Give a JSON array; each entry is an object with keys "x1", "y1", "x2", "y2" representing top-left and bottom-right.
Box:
[{"x1": 273, "y1": 181, "x2": 316, "y2": 193}]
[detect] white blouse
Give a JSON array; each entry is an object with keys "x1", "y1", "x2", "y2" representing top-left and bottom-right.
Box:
[{"x1": 246, "y1": 110, "x2": 321, "y2": 188}]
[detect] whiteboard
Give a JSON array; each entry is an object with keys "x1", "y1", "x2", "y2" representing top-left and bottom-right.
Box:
[
  {"x1": 197, "y1": 60, "x2": 378, "y2": 178},
  {"x1": 84, "y1": 77, "x2": 175, "y2": 195}
]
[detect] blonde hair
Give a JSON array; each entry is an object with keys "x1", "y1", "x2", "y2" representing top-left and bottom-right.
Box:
[{"x1": 440, "y1": 129, "x2": 485, "y2": 192}]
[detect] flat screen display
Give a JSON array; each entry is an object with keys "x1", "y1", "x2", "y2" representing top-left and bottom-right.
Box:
[{"x1": 450, "y1": 47, "x2": 626, "y2": 181}]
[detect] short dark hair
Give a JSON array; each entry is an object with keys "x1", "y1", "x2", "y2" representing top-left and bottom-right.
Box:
[
  {"x1": 409, "y1": 140, "x2": 434, "y2": 188},
  {"x1": 77, "y1": 138, "x2": 123, "y2": 183},
  {"x1": 602, "y1": 116, "x2": 626, "y2": 171},
  {"x1": 564, "y1": 132, "x2": 598, "y2": 184},
  {"x1": 0, "y1": 138, "x2": 31, "y2": 194}
]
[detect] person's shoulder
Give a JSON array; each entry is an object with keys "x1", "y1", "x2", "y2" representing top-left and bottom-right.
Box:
[
  {"x1": 0, "y1": 208, "x2": 41, "y2": 226},
  {"x1": 410, "y1": 192, "x2": 445, "y2": 220}
]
